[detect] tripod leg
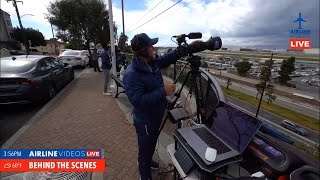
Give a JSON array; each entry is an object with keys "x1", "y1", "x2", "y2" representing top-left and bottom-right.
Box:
[{"x1": 158, "y1": 71, "x2": 192, "y2": 134}]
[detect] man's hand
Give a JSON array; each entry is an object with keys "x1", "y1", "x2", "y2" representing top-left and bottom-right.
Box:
[{"x1": 164, "y1": 82, "x2": 176, "y2": 96}]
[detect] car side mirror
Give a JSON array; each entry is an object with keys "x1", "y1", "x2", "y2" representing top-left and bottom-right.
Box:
[{"x1": 64, "y1": 63, "x2": 69, "y2": 67}]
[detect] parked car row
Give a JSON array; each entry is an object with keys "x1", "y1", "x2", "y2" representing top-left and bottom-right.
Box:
[
  {"x1": 57, "y1": 50, "x2": 89, "y2": 68},
  {"x1": 0, "y1": 55, "x2": 74, "y2": 105}
]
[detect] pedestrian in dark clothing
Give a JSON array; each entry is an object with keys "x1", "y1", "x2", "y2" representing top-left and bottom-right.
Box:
[
  {"x1": 116, "y1": 49, "x2": 125, "y2": 74},
  {"x1": 92, "y1": 48, "x2": 102, "y2": 72},
  {"x1": 100, "y1": 44, "x2": 112, "y2": 96},
  {"x1": 123, "y1": 33, "x2": 181, "y2": 180}
]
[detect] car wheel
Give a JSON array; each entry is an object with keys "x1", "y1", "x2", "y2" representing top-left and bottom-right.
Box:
[
  {"x1": 48, "y1": 84, "x2": 56, "y2": 100},
  {"x1": 70, "y1": 70, "x2": 75, "y2": 81}
]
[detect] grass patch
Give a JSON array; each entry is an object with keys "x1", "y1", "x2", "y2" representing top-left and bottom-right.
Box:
[
  {"x1": 222, "y1": 87, "x2": 320, "y2": 132},
  {"x1": 294, "y1": 141, "x2": 320, "y2": 160}
]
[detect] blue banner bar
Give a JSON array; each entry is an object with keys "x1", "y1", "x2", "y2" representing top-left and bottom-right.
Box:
[{"x1": 0, "y1": 149, "x2": 102, "y2": 159}]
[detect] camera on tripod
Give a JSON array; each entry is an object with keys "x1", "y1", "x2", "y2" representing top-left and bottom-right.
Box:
[
  {"x1": 161, "y1": 32, "x2": 222, "y2": 129},
  {"x1": 172, "y1": 32, "x2": 222, "y2": 57}
]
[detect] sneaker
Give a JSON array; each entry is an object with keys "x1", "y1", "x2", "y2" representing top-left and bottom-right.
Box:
[
  {"x1": 108, "y1": 90, "x2": 113, "y2": 93},
  {"x1": 103, "y1": 92, "x2": 112, "y2": 96},
  {"x1": 136, "y1": 160, "x2": 159, "y2": 170},
  {"x1": 150, "y1": 160, "x2": 159, "y2": 170}
]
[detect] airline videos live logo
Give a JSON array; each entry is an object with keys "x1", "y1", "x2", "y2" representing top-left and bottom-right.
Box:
[
  {"x1": 86, "y1": 150, "x2": 100, "y2": 158},
  {"x1": 289, "y1": 38, "x2": 311, "y2": 49},
  {"x1": 289, "y1": 12, "x2": 311, "y2": 50}
]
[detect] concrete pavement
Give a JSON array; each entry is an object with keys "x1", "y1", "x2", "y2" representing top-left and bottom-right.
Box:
[{"x1": 1, "y1": 68, "x2": 175, "y2": 180}]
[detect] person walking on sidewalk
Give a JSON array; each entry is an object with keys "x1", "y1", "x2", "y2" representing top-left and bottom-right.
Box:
[
  {"x1": 92, "y1": 48, "x2": 102, "y2": 72},
  {"x1": 100, "y1": 43, "x2": 112, "y2": 96},
  {"x1": 123, "y1": 33, "x2": 182, "y2": 180}
]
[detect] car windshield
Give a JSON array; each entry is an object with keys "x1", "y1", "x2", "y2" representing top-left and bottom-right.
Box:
[
  {"x1": 0, "y1": 60, "x2": 34, "y2": 73},
  {"x1": 62, "y1": 51, "x2": 81, "y2": 56}
]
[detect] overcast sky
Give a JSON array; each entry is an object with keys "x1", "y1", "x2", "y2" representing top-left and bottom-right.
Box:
[{"x1": 1, "y1": 0, "x2": 319, "y2": 49}]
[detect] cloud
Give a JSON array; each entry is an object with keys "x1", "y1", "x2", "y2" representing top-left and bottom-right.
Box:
[
  {"x1": 2, "y1": 0, "x2": 319, "y2": 48},
  {"x1": 1, "y1": 0, "x2": 51, "y2": 25},
  {"x1": 113, "y1": 0, "x2": 319, "y2": 48}
]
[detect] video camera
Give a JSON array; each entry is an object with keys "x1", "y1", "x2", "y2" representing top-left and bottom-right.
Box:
[{"x1": 172, "y1": 32, "x2": 222, "y2": 57}]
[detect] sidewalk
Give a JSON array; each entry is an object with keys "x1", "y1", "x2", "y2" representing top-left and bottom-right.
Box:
[{"x1": 1, "y1": 68, "x2": 175, "y2": 180}]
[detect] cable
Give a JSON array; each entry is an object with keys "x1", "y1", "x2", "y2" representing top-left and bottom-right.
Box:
[
  {"x1": 128, "y1": 0, "x2": 183, "y2": 32},
  {"x1": 131, "y1": 0, "x2": 165, "y2": 27},
  {"x1": 153, "y1": 0, "x2": 197, "y2": 24}
]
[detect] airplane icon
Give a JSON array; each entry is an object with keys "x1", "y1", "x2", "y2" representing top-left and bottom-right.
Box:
[{"x1": 293, "y1": 12, "x2": 307, "y2": 29}]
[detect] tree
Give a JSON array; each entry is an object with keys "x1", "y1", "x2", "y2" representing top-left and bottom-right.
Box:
[
  {"x1": 234, "y1": 61, "x2": 252, "y2": 76},
  {"x1": 226, "y1": 77, "x2": 232, "y2": 89},
  {"x1": 13, "y1": 27, "x2": 46, "y2": 46},
  {"x1": 279, "y1": 56, "x2": 295, "y2": 84},
  {"x1": 47, "y1": 0, "x2": 112, "y2": 65},
  {"x1": 255, "y1": 82, "x2": 264, "y2": 99},
  {"x1": 266, "y1": 84, "x2": 277, "y2": 104},
  {"x1": 260, "y1": 66, "x2": 272, "y2": 82},
  {"x1": 255, "y1": 53, "x2": 274, "y2": 117},
  {"x1": 201, "y1": 62, "x2": 208, "y2": 68},
  {"x1": 118, "y1": 33, "x2": 132, "y2": 52}
]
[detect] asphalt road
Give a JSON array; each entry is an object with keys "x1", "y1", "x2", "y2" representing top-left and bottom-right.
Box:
[
  {"x1": 290, "y1": 75, "x2": 320, "y2": 100},
  {"x1": 227, "y1": 95, "x2": 320, "y2": 144},
  {"x1": 216, "y1": 77, "x2": 320, "y2": 120},
  {"x1": 0, "y1": 68, "x2": 83, "y2": 147}
]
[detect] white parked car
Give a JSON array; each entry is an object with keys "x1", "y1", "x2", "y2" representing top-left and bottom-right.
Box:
[
  {"x1": 59, "y1": 49, "x2": 72, "y2": 55},
  {"x1": 58, "y1": 50, "x2": 89, "y2": 68}
]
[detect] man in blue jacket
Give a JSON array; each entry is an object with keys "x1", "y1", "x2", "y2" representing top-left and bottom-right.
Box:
[{"x1": 124, "y1": 33, "x2": 180, "y2": 180}]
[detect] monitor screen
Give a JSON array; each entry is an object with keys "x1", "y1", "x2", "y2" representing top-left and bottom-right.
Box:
[
  {"x1": 199, "y1": 72, "x2": 220, "y2": 122},
  {"x1": 206, "y1": 102, "x2": 263, "y2": 152}
]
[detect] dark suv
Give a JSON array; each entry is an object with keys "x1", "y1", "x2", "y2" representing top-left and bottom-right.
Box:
[{"x1": 281, "y1": 120, "x2": 308, "y2": 136}]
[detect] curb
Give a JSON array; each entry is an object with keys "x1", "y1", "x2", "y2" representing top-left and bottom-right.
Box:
[{"x1": 1, "y1": 68, "x2": 87, "y2": 149}]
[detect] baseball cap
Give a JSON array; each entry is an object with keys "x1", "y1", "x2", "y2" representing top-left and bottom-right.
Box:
[{"x1": 131, "y1": 33, "x2": 158, "y2": 52}]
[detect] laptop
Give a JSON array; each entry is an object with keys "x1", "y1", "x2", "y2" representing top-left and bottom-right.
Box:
[{"x1": 177, "y1": 101, "x2": 263, "y2": 165}]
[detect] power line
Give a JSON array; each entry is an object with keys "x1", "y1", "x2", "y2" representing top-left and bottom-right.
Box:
[
  {"x1": 129, "y1": 0, "x2": 183, "y2": 33},
  {"x1": 153, "y1": 0, "x2": 197, "y2": 23},
  {"x1": 131, "y1": 0, "x2": 165, "y2": 27}
]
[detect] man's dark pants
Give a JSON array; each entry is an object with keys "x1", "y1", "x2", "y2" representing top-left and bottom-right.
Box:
[
  {"x1": 135, "y1": 122, "x2": 160, "y2": 180},
  {"x1": 92, "y1": 60, "x2": 101, "y2": 71}
]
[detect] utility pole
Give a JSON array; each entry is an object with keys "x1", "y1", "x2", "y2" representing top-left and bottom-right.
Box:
[
  {"x1": 121, "y1": 0, "x2": 125, "y2": 51},
  {"x1": 108, "y1": 0, "x2": 116, "y2": 77},
  {"x1": 255, "y1": 53, "x2": 274, "y2": 118},
  {"x1": 219, "y1": 57, "x2": 223, "y2": 75},
  {"x1": 7, "y1": 0, "x2": 29, "y2": 55},
  {"x1": 50, "y1": 21, "x2": 57, "y2": 55}
]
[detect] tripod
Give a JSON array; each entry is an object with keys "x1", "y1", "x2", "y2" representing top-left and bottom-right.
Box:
[{"x1": 158, "y1": 54, "x2": 206, "y2": 135}]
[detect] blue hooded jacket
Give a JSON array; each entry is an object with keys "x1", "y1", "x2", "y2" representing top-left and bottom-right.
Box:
[
  {"x1": 123, "y1": 50, "x2": 180, "y2": 126},
  {"x1": 100, "y1": 48, "x2": 111, "y2": 69}
]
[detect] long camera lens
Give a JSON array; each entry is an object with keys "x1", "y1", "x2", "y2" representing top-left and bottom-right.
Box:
[
  {"x1": 177, "y1": 37, "x2": 222, "y2": 57},
  {"x1": 189, "y1": 37, "x2": 222, "y2": 52}
]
